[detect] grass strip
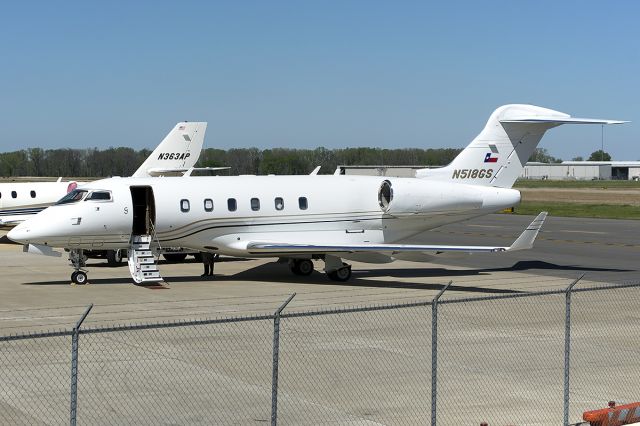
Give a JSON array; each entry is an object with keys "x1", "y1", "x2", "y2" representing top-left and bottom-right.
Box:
[
  {"x1": 514, "y1": 179, "x2": 640, "y2": 189},
  {"x1": 513, "y1": 201, "x2": 640, "y2": 220}
]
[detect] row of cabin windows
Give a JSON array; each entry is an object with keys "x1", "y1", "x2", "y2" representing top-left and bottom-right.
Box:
[
  {"x1": 180, "y1": 197, "x2": 308, "y2": 213},
  {"x1": 0, "y1": 191, "x2": 37, "y2": 199}
]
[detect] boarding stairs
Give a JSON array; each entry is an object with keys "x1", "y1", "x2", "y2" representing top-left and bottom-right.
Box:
[{"x1": 128, "y1": 234, "x2": 163, "y2": 284}]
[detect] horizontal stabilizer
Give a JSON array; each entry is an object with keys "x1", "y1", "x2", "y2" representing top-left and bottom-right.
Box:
[
  {"x1": 246, "y1": 212, "x2": 548, "y2": 256},
  {"x1": 500, "y1": 117, "x2": 627, "y2": 125}
]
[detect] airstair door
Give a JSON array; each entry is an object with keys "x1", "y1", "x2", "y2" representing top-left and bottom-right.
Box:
[
  {"x1": 130, "y1": 186, "x2": 156, "y2": 235},
  {"x1": 128, "y1": 186, "x2": 162, "y2": 284}
]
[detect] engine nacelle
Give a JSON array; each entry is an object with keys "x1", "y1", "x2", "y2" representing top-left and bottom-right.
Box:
[{"x1": 378, "y1": 179, "x2": 520, "y2": 215}]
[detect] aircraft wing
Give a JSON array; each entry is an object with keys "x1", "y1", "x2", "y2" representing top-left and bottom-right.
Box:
[
  {"x1": 246, "y1": 212, "x2": 547, "y2": 255},
  {"x1": 147, "y1": 166, "x2": 231, "y2": 177}
]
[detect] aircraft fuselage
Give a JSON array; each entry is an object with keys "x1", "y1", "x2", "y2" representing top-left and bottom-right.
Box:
[{"x1": 8, "y1": 174, "x2": 521, "y2": 256}]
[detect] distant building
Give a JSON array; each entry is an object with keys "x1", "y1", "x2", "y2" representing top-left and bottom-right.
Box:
[
  {"x1": 521, "y1": 161, "x2": 640, "y2": 181},
  {"x1": 337, "y1": 162, "x2": 640, "y2": 181}
]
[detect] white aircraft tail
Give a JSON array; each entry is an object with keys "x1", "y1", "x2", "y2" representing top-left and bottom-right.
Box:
[
  {"x1": 132, "y1": 122, "x2": 207, "y2": 177},
  {"x1": 416, "y1": 105, "x2": 625, "y2": 188}
]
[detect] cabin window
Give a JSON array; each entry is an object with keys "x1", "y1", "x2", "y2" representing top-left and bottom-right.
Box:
[
  {"x1": 251, "y1": 198, "x2": 260, "y2": 211},
  {"x1": 86, "y1": 191, "x2": 112, "y2": 201},
  {"x1": 11, "y1": 191, "x2": 17, "y2": 199},
  {"x1": 274, "y1": 197, "x2": 284, "y2": 210},
  {"x1": 56, "y1": 189, "x2": 88, "y2": 205},
  {"x1": 227, "y1": 198, "x2": 237, "y2": 212},
  {"x1": 30, "y1": 190, "x2": 36, "y2": 198},
  {"x1": 180, "y1": 199, "x2": 190, "y2": 212},
  {"x1": 298, "y1": 196, "x2": 308, "y2": 210},
  {"x1": 204, "y1": 198, "x2": 213, "y2": 212}
]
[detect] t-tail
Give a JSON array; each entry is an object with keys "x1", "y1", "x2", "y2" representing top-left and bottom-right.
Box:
[
  {"x1": 416, "y1": 104, "x2": 626, "y2": 188},
  {"x1": 132, "y1": 122, "x2": 207, "y2": 177}
]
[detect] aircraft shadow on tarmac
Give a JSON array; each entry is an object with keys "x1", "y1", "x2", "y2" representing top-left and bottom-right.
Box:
[
  {"x1": 489, "y1": 260, "x2": 632, "y2": 274},
  {"x1": 21, "y1": 259, "x2": 632, "y2": 292}
]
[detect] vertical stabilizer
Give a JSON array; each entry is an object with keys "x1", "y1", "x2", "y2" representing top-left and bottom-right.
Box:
[
  {"x1": 416, "y1": 105, "x2": 625, "y2": 188},
  {"x1": 132, "y1": 122, "x2": 207, "y2": 177}
]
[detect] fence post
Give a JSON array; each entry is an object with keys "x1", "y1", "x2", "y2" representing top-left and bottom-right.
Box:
[
  {"x1": 271, "y1": 293, "x2": 296, "y2": 426},
  {"x1": 431, "y1": 281, "x2": 452, "y2": 426},
  {"x1": 563, "y1": 274, "x2": 584, "y2": 426},
  {"x1": 70, "y1": 304, "x2": 93, "y2": 426}
]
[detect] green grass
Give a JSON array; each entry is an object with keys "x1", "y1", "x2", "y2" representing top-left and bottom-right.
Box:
[
  {"x1": 514, "y1": 179, "x2": 640, "y2": 189},
  {"x1": 513, "y1": 201, "x2": 640, "y2": 220}
]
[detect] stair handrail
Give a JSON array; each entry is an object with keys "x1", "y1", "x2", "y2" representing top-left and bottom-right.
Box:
[{"x1": 148, "y1": 220, "x2": 163, "y2": 261}]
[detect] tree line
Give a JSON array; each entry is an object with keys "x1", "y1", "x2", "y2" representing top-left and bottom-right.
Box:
[
  {"x1": 0, "y1": 147, "x2": 462, "y2": 178},
  {"x1": 0, "y1": 146, "x2": 613, "y2": 178}
]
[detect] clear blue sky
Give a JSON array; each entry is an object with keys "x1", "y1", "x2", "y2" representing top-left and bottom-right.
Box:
[{"x1": 0, "y1": 1, "x2": 638, "y2": 160}]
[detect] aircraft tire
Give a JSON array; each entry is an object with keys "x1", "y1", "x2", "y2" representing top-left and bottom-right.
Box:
[
  {"x1": 72, "y1": 271, "x2": 88, "y2": 285},
  {"x1": 290, "y1": 259, "x2": 314, "y2": 276},
  {"x1": 297, "y1": 259, "x2": 314, "y2": 276},
  {"x1": 106, "y1": 249, "x2": 125, "y2": 266},
  {"x1": 327, "y1": 264, "x2": 351, "y2": 282}
]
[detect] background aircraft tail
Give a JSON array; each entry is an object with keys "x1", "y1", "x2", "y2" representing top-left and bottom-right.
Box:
[
  {"x1": 416, "y1": 104, "x2": 624, "y2": 188},
  {"x1": 132, "y1": 122, "x2": 207, "y2": 177}
]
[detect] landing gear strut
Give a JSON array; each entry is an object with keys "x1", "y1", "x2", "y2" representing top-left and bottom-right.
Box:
[
  {"x1": 69, "y1": 249, "x2": 89, "y2": 285},
  {"x1": 324, "y1": 255, "x2": 352, "y2": 282},
  {"x1": 289, "y1": 259, "x2": 314, "y2": 276}
]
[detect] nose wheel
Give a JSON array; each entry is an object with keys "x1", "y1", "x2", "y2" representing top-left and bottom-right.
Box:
[
  {"x1": 69, "y1": 249, "x2": 89, "y2": 285},
  {"x1": 71, "y1": 271, "x2": 88, "y2": 285}
]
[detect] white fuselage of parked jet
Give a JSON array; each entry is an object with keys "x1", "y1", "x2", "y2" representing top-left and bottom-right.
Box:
[
  {"x1": 7, "y1": 174, "x2": 520, "y2": 257},
  {"x1": 0, "y1": 180, "x2": 79, "y2": 226}
]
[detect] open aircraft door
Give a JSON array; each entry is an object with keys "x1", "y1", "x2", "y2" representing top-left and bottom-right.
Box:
[{"x1": 129, "y1": 186, "x2": 156, "y2": 236}]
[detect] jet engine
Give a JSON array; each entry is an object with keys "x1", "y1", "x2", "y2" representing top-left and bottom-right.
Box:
[{"x1": 377, "y1": 179, "x2": 485, "y2": 216}]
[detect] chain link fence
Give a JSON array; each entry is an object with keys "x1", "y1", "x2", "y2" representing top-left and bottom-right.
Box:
[{"x1": 1, "y1": 280, "x2": 639, "y2": 425}]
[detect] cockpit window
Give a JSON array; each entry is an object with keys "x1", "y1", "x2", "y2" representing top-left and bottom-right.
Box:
[
  {"x1": 56, "y1": 189, "x2": 88, "y2": 205},
  {"x1": 86, "y1": 191, "x2": 112, "y2": 201}
]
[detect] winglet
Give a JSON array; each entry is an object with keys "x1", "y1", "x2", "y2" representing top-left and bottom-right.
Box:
[{"x1": 507, "y1": 212, "x2": 548, "y2": 251}]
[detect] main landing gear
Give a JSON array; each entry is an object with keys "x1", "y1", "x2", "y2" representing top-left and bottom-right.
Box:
[
  {"x1": 324, "y1": 255, "x2": 352, "y2": 282},
  {"x1": 69, "y1": 249, "x2": 89, "y2": 285},
  {"x1": 289, "y1": 259, "x2": 314, "y2": 276},
  {"x1": 288, "y1": 255, "x2": 352, "y2": 281},
  {"x1": 106, "y1": 249, "x2": 126, "y2": 266}
]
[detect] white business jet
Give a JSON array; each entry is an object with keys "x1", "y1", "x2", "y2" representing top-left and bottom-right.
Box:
[
  {"x1": 8, "y1": 105, "x2": 625, "y2": 285},
  {"x1": 0, "y1": 122, "x2": 207, "y2": 227}
]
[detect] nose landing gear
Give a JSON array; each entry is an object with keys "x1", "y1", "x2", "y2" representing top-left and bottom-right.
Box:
[
  {"x1": 71, "y1": 270, "x2": 88, "y2": 285},
  {"x1": 69, "y1": 249, "x2": 89, "y2": 285}
]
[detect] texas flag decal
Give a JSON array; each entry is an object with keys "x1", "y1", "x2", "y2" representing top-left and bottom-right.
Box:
[{"x1": 484, "y1": 153, "x2": 498, "y2": 163}]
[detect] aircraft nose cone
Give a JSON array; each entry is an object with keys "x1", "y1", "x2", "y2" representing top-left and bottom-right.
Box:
[{"x1": 7, "y1": 223, "x2": 31, "y2": 244}]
